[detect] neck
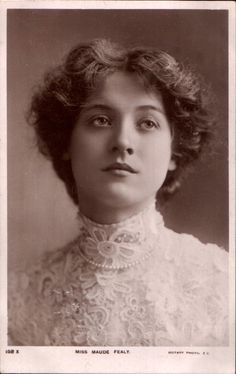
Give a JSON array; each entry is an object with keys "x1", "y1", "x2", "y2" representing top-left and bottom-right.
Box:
[
  {"x1": 78, "y1": 197, "x2": 156, "y2": 224},
  {"x1": 77, "y1": 200, "x2": 163, "y2": 270}
]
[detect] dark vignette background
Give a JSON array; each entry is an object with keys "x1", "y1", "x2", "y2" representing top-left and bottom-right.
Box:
[{"x1": 7, "y1": 9, "x2": 228, "y2": 269}]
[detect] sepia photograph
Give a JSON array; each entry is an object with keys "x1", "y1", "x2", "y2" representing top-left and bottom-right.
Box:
[{"x1": 0, "y1": 1, "x2": 235, "y2": 373}]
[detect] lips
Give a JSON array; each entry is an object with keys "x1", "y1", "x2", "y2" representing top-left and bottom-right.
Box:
[{"x1": 102, "y1": 162, "x2": 138, "y2": 174}]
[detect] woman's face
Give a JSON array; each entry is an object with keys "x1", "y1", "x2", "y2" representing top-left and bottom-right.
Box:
[{"x1": 69, "y1": 71, "x2": 175, "y2": 222}]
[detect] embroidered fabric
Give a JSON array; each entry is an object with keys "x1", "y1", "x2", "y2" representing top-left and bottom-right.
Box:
[{"x1": 8, "y1": 204, "x2": 228, "y2": 346}]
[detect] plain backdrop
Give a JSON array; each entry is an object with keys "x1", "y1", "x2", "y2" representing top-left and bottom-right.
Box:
[{"x1": 7, "y1": 9, "x2": 229, "y2": 270}]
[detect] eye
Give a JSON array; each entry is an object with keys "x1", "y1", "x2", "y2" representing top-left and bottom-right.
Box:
[
  {"x1": 91, "y1": 115, "x2": 111, "y2": 128},
  {"x1": 138, "y1": 119, "x2": 160, "y2": 131}
]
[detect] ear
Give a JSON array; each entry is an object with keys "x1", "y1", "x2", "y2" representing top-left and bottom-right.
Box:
[
  {"x1": 168, "y1": 159, "x2": 176, "y2": 171},
  {"x1": 62, "y1": 152, "x2": 70, "y2": 161}
]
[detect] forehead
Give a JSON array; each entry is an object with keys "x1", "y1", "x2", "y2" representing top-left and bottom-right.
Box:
[{"x1": 84, "y1": 71, "x2": 166, "y2": 113}]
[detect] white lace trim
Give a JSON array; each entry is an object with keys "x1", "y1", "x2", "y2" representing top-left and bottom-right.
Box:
[
  {"x1": 77, "y1": 202, "x2": 163, "y2": 269},
  {"x1": 8, "y1": 208, "x2": 228, "y2": 346}
]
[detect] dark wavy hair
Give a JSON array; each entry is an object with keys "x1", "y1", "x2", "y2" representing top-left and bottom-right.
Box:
[{"x1": 28, "y1": 39, "x2": 215, "y2": 205}]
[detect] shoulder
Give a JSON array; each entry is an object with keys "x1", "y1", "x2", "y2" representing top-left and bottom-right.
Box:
[
  {"x1": 158, "y1": 228, "x2": 229, "y2": 345},
  {"x1": 162, "y1": 228, "x2": 228, "y2": 299},
  {"x1": 8, "y1": 238, "x2": 82, "y2": 345},
  {"x1": 162, "y1": 227, "x2": 228, "y2": 274},
  {"x1": 9, "y1": 238, "x2": 80, "y2": 295}
]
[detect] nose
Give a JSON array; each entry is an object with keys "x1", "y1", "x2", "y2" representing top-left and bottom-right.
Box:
[{"x1": 110, "y1": 118, "x2": 134, "y2": 156}]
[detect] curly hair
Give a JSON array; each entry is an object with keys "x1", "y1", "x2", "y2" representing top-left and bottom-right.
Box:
[{"x1": 28, "y1": 39, "x2": 215, "y2": 205}]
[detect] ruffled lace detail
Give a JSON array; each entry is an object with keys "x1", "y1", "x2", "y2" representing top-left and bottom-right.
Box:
[
  {"x1": 8, "y1": 206, "x2": 228, "y2": 346},
  {"x1": 77, "y1": 203, "x2": 162, "y2": 269}
]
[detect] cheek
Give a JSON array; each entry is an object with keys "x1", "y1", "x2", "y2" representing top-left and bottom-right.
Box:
[
  {"x1": 70, "y1": 132, "x2": 103, "y2": 167},
  {"x1": 71, "y1": 129, "x2": 108, "y2": 154},
  {"x1": 142, "y1": 138, "x2": 172, "y2": 166},
  {"x1": 141, "y1": 139, "x2": 172, "y2": 181}
]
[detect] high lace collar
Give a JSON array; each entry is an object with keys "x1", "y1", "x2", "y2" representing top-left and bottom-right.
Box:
[{"x1": 77, "y1": 203, "x2": 164, "y2": 270}]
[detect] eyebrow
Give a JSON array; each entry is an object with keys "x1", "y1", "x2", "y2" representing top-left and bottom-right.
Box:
[
  {"x1": 81, "y1": 104, "x2": 165, "y2": 115},
  {"x1": 136, "y1": 105, "x2": 165, "y2": 115},
  {"x1": 80, "y1": 104, "x2": 112, "y2": 112}
]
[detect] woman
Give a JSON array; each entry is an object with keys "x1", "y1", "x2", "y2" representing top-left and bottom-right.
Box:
[{"x1": 8, "y1": 39, "x2": 228, "y2": 346}]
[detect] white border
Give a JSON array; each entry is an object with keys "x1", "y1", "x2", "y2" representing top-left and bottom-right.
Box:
[
  {"x1": 0, "y1": 1, "x2": 235, "y2": 373},
  {"x1": 228, "y1": 6, "x2": 236, "y2": 373},
  {"x1": 0, "y1": 0, "x2": 234, "y2": 9},
  {"x1": 0, "y1": 3, "x2": 8, "y2": 371}
]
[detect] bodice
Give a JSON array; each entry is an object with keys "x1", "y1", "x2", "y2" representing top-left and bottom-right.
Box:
[{"x1": 8, "y1": 205, "x2": 228, "y2": 346}]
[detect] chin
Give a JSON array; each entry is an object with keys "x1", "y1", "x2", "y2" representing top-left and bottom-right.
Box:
[{"x1": 98, "y1": 191, "x2": 153, "y2": 212}]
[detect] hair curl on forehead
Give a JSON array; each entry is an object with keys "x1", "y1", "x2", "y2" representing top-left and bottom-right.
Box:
[{"x1": 28, "y1": 38, "x2": 215, "y2": 205}]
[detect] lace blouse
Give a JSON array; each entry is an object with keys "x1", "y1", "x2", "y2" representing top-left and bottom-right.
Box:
[{"x1": 8, "y1": 204, "x2": 228, "y2": 346}]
